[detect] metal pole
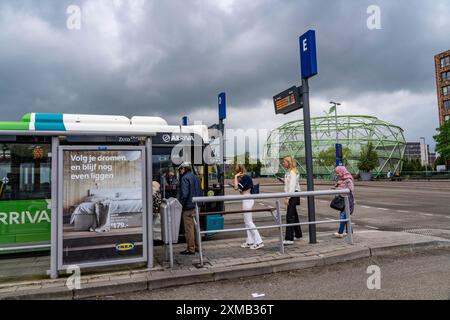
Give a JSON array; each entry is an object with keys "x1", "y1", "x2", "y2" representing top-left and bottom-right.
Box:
[
  {"x1": 276, "y1": 200, "x2": 284, "y2": 254},
  {"x1": 195, "y1": 203, "x2": 204, "y2": 267},
  {"x1": 344, "y1": 195, "x2": 353, "y2": 244},
  {"x1": 420, "y1": 137, "x2": 428, "y2": 176},
  {"x1": 330, "y1": 101, "x2": 341, "y2": 167},
  {"x1": 219, "y1": 119, "x2": 225, "y2": 212},
  {"x1": 146, "y1": 137, "x2": 154, "y2": 268},
  {"x1": 49, "y1": 136, "x2": 59, "y2": 279},
  {"x1": 301, "y1": 78, "x2": 317, "y2": 244},
  {"x1": 162, "y1": 203, "x2": 169, "y2": 261},
  {"x1": 335, "y1": 106, "x2": 338, "y2": 146},
  {"x1": 167, "y1": 201, "x2": 174, "y2": 268}
]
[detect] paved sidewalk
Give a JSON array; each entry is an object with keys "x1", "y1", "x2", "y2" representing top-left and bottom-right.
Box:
[{"x1": 1, "y1": 229, "x2": 449, "y2": 300}]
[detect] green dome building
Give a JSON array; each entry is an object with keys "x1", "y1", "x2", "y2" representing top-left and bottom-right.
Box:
[{"x1": 262, "y1": 115, "x2": 406, "y2": 178}]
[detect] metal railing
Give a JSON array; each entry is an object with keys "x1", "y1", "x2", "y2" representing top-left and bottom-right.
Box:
[
  {"x1": 0, "y1": 243, "x2": 51, "y2": 253},
  {"x1": 192, "y1": 189, "x2": 353, "y2": 267},
  {"x1": 160, "y1": 199, "x2": 175, "y2": 268}
]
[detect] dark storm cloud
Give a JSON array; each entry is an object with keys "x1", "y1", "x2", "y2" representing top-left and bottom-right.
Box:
[{"x1": 0, "y1": 0, "x2": 448, "y2": 131}]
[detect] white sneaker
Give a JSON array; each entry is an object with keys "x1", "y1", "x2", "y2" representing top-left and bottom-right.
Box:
[
  {"x1": 241, "y1": 242, "x2": 253, "y2": 248},
  {"x1": 294, "y1": 237, "x2": 303, "y2": 241},
  {"x1": 333, "y1": 232, "x2": 344, "y2": 238},
  {"x1": 283, "y1": 240, "x2": 294, "y2": 245},
  {"x1": 250, "y1": 243, "x2": 264, "y2": 250}
]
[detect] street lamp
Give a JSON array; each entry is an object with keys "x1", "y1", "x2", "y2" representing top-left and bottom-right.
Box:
[
  {"x1": 420, "y1": 137, "x2": 428, "y2": 176},
  {"x1": 329, "y1": 101, "x2": 341, "y2": 166}
]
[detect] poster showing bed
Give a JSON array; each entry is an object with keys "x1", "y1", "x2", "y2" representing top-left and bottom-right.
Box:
[{"x1": 60, "y1": 147, "x2": 147, "y2": 266}]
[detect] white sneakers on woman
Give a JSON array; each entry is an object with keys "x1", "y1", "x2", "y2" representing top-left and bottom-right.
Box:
[
  {"x1": 250, "y1": 242, "x2": 264, "y2": 250},
  {"x1": 283, "y1": 240, "x2": 294, "y2": 245},
  {"x1": 241, "y1": 242, "x2": 264, "y2": 249},
  {"x1": 333, "y1": 232, "x2": 347, "y2": 238}
]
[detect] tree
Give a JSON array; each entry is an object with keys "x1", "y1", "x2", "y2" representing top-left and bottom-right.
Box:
[
  {"x1": 402, "y1": 158, "x2": 425, "y2": 172},
  {"x1": 317, "y1": 145, "x2": 352, "y2": 167},
  {"x1": 433, "y1": 120, "x2": 450, "y2": 167},
  {"x1": 357, "y1": 142, "x2": 379, "y2": 172}
]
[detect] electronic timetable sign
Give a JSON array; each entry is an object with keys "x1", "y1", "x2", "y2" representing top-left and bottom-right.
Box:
[{"x1": 273, "y1": 86, "x2": 302, "y2": 115}]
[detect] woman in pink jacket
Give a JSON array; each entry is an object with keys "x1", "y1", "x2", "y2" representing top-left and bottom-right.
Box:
[{"x1": 334, "y1": 165, "x2": 355, "y2": 238}]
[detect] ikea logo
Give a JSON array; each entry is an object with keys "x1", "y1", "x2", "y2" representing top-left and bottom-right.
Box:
[{"x1": 115, "y1": 243, "x2": 135, "y2": 252}]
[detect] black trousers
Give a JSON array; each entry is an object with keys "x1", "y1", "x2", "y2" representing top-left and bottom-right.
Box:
[{"x1": 285, "y1": 197, "x2": 302, "y2": 241}]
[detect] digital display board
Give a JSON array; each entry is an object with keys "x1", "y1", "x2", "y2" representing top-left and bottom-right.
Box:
[{"x1": 273, "y1": 86, "x2": 302, "y2": 115}]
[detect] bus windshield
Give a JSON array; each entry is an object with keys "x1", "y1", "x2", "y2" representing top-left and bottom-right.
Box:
[{"x1": 0, "y1": 143, "x2": 51, "y2": 201}]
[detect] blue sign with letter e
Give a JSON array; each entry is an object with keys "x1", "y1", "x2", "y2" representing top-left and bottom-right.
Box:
[
  {"x1": 218, "y1": 92, "x2": 226, "y2": 120},
  {"x1": 299, "y1": 30, "x2": 318, "y2": 79}
]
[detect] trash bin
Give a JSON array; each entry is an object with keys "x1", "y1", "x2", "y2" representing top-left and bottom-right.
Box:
[{"x1": 161, "y1": 197, "x2": 183, "y2": 244}]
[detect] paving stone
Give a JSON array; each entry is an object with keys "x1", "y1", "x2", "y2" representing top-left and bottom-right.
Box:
[
  {"x1": 86, "y1": 275, "x2": 111, "y2": 283},
  {"x1": 15, "y1": 284, "x2": 42, "y2": 291},
  {"x1": 0, "y1": 286, "x2": 17, "y2": 294},
  {"x1": 41, "y1": 279, "x2": 69, "y2": 289}
]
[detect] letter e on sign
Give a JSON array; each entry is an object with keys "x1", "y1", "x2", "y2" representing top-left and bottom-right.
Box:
[{"x1": 299, "y1": 30, "x2": 318, "y2": 79}]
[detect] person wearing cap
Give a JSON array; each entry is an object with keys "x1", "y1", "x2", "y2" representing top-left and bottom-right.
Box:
[{"x1": 178, "y1": 162, "x2": 202, "y2": 255}]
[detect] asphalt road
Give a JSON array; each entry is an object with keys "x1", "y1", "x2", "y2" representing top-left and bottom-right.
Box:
[
  {"x1": 215, "y1": 181, "x2": 450, "y2": 240},
  {"x1": 97, "y1": 248, "x2": 450, "y2": 300}
]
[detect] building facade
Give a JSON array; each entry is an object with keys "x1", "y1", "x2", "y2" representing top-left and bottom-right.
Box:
[
  {"x1": 435, "y1": 50, "x2": 450, "y2": 125},
  {"x1": 404, "y1": 142, "x2": 430, "y2": 166},
  {"x1": 429, "y1": 152, "x2": 436, "y2": 166}
]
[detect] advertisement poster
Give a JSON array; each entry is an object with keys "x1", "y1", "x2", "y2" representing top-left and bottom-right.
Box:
[{"x1": 61, "y1": 147, "x2": 146, "y2": 266}]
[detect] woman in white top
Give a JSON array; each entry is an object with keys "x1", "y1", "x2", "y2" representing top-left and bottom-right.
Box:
[{"x1": 282, "y1": 156, "x2": 302, "y2": 245}]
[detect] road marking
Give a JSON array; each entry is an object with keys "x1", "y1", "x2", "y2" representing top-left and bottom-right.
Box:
[
  {"x1": 376, "y1": 208, "x2": 389, "y2": 211},
  {"x1": 420, "y1": 213, "x2": 434, "y2": 217},
  {"x1": 365, "y1": 225, "x2": 380, "y2": 230},
  {"x1": 361, "y1": 205, "x2": 371, "y2": 209},
  {"x1": 396, "y1": 210, "x2": 409, "y2": 213}
]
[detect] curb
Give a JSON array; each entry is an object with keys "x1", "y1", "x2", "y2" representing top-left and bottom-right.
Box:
[
  {"x1": 1, "y1": 240, "x2": 449, "y2": 300},
  {"x1": 368, "y1": 240, "x2": 450, "y2": 257}
]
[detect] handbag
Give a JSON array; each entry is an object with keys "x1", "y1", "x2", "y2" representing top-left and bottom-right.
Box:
[
  {"x1": 251, "y1": 183, "x2": 260, "y2": 194},
  {"x1": 330, "y1": 195, "x2": 345, "y2": 211}
]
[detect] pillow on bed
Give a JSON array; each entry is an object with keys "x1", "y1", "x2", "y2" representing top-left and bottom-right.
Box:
[
  {"x1": 117, "y1": 191, "x2": 142, "y2": 200},
  {"x1": 84, "y1": 195, "x2": 109, "y2": 203},
  {"x1": 88, "y1": 189, "x2": 119, "y2": 198}
]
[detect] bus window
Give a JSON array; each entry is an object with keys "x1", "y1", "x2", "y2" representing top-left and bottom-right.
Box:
[
  {"x1": 0, "y1": 143, "x2": 51, "y2": 200},
  {"x1": 152, "y1": 153, "x2": 179, "y2": 199}
]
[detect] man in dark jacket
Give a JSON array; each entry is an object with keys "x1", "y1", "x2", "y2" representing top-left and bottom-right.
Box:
[{"x1": 178, "y1": 162, "x2": 202, "y2": 255}]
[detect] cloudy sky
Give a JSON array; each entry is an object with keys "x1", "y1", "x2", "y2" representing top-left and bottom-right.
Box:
[{"x1": 0, "y1": 0, "x2": 449, "y2": 152}]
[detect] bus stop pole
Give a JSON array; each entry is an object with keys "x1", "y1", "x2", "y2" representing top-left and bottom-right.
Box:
[
  {"x1": 301, "y1": 78, "x2": 317, "y2": 244},
  {"x1": 219, "y1": 119, "x2": 225, "y2": 212},
  {"x1": 50, "y1": 136, "x2": 59, "y2": 278}
]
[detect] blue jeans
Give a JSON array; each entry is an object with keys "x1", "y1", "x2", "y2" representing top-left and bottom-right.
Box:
[{"x1": 338, "y1": 211, "x2": 348, "y2": 234}]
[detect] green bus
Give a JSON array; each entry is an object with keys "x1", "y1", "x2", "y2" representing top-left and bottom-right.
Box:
[{"x1": 0, "y1": 112, "x2": 224, "y2": 254}]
